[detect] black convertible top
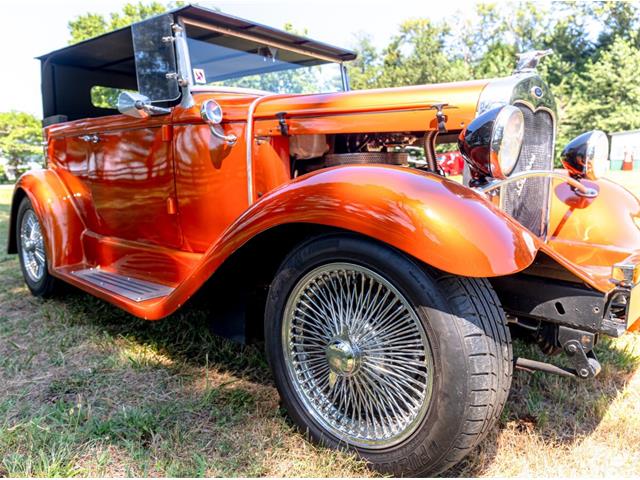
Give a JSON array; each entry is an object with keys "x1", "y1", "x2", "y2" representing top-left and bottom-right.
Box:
[{"x1": 39, "y1": 4, "x2": 356, "y2": 122}]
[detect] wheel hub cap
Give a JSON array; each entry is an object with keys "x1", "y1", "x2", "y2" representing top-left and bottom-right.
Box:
[
  {"x1": 283, "y1": 263, "x2": 434, "y2": 449},
  {"x1": 326, "y1": 337, "x2": 361, "y2": 376}
]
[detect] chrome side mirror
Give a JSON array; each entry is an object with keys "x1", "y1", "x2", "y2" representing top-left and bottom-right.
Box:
[
  {"x1": 561, "y1": 130, "x2": 609, "y2": 181},
  {"x1": 117, "y1": 91, "x2": 171, "y2": 118},
  {"x1": 200, "y1": 100, "x2": 237, "y2": 145}
]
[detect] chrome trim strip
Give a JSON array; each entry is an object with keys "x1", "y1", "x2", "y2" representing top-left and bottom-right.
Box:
[
  {"x1": 245, "y1": 94, "x2": 291, "y2": 205},
  {"x1": 479, "y1": 170, "x2": 598, "y2": 198},
  {"x1": 245, "y1": 97, "x2": 262, "y2": 205},
  {"x1": 340, "y1": 63, "x2": 350, "y2": 91}
]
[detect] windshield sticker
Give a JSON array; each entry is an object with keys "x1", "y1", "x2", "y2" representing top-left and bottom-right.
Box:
[{"x1": 193, "y1": 68, "x2": 206, "y2": 84}]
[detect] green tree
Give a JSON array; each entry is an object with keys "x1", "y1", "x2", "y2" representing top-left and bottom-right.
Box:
[
  {"x1": 587, "y1": 0, "x2": 640, "y2": 50},
  {"x1": 348, "y1": 33, "x2": 380, "y2": 90},
  {"x1": 0, "y1": 112, "x2": 43, "y2": 170},
  {"x1": 68, "y1": 2, "x2": 175, "y2": 107},
  {"x1": 68, "y1": 2, "x2": 170, "y2": 44},
  {"x1": 566, "y1": 37, "x2": 640, "y2": 134},
  {"x1": 377, "y1": 19, "x2": 471, "y2": 87}
]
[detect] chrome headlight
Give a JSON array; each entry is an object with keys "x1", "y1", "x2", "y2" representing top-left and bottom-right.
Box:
[
  {"x1": 458, "y1": 105, "x2": 524, "y2": 181},
  {"x1": 561, "y1": 130, "x2": 609, "y2": 180},
  {"x1": 491, "y1": 106, "x2": 524, "y2": 177}
]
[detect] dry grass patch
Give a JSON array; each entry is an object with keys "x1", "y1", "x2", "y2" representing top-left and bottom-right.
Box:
[{"x1": 1, "y1": 173, "x2": 640, "y2": 477}]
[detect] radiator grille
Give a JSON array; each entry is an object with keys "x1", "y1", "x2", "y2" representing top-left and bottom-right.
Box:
[{"x1": 501, "y1": 105, "x2": 554, "y2": 237}]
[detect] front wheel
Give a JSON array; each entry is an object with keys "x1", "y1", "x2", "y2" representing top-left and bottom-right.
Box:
[{"x1": 265, "y1": 234, "x2": 512, "y2": 476}]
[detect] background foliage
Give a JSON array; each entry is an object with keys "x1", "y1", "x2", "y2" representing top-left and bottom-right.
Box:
[
  {"x1": 1, "y1": 0, "x2": 639, "y2": 178},
  {"x1": 348, "y1": 1, "x2": 640, "y2": 148}
]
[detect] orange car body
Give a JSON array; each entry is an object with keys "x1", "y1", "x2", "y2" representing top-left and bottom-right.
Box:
[{"x1": 8, "y1": 6, "x2": 640, "y2": 334}]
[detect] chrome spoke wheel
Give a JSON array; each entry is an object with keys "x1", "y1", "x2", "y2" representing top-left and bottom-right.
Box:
[
  {"x1": 20, "y1": 210, "x2": 46, "y2": 282},
  {"x1": 283, "y1": 262, "x2": 433, "y2": 448}
]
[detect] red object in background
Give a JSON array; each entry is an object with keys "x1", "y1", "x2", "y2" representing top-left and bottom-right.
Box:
[
  {"x1": 623, "y1": 151, "x2": 634, "y2": 171},
  {"x1": 437, "y1": 152, "x2": 465, "y2": 176}
]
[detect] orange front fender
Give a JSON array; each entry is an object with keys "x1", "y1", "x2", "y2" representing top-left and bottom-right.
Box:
[
  {"x1": 9, "y1": 169, "x2": 86, "y2": 269},
  {"x1": 202, "y1": 164, "x2": 540, "y2": 278}
]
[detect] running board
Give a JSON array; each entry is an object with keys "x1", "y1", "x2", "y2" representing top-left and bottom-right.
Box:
[{"x1": 71, "y1": 268, "x2": 174, "y2": 302}]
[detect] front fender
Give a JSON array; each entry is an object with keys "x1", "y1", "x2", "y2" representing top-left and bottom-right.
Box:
[
  {"x1": 209, "y1": 165, "x2": 539, "y2": 278},
  {"x1": 9, "y1": 169, "x2": 85, "y2": 269},
  {"x1": 541, "y1": 176, "x2": 640, "y2": 293}
]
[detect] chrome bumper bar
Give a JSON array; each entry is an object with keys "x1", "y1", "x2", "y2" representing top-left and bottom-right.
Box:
[{"x1": 478, "y1": 170, "x2": 598, "y2": 198}]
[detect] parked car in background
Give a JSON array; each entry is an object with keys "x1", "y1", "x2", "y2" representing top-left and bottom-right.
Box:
[
  {"x1": 437, "y1": 151, "x2": 465, "y2": 176},
  {"x1": 8, "y1": 5, "x2": 640, "y2": 476}
]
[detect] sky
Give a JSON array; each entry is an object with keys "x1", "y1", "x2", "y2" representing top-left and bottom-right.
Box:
[{"x1": 1, "y1": 0, "x2": 480, "y2": 118}]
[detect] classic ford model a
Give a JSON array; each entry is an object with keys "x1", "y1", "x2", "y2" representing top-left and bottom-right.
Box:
[{"x1": 9, "y1": 5, "x2": 640, "y2": 476}]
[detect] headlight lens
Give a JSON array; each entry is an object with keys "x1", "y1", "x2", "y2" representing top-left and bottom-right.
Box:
[
  {"x1": 458, "y1": 105, "x2": 524, "y2": 181},
  {"x1": 561, "y1": 130, "x2": 609, "y2": 180},
  {"x1": 491, "y1": 106, "x2": 524, "y2": 178},
  {"x1": 586, "y1": 131, "x2": 609, "y2": 180}
]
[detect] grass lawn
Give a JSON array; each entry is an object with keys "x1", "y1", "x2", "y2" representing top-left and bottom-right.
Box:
[{"x1": 1, "y1": 172, "x2": 640, "y2": 477}]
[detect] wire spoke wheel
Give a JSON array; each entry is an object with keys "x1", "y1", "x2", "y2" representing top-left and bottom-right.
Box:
[
  {"x1": 20, "y1": 210, "x2": 46, "y2": 283},
  {"x1": 282, "y1": 262, "x2": 434, "y2": 448}
]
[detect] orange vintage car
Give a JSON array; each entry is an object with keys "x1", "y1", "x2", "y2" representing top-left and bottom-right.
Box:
[{"x1": 8, "y1": 5, "x2": 640, "y2": 476}]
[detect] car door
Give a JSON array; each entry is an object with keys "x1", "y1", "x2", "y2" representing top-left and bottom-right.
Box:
[
  {"x1": 172, "y1": 96, "x2": 251, "y2": 253},
  {"x1": 85, "y1": 117, "x2": 182, "y2": 249}
]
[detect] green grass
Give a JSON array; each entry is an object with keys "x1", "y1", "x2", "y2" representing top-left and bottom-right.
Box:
[{"x1": 1, "y1": 172, "x2": 640, "y2": 477}]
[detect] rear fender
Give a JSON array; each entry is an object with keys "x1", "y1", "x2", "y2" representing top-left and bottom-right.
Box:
[{"x1": 8, "y1": 169, "x2": 85, "y2": 268}]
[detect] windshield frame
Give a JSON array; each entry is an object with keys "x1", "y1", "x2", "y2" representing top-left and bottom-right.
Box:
[{"x1": 177, "y1": 15, "x2": 350, "y2": 95}]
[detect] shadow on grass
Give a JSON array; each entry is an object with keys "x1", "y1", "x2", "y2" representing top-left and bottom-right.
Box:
[{"x1": 48, "y1": 283, "x2": 273, "y2": 385}]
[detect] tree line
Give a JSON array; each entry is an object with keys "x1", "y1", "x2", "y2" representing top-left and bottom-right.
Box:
[
  {"x1": 348, "y1": 1, "x2": 640, "y2": 149},
  {"x1": 1, "y1": 1, "x2": 639, "y2": 180}
]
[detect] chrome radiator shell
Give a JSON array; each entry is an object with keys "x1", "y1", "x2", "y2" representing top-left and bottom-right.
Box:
[
  {"x1": 500, "y1": 104, "x2": 554, "y2": 237},
  {"x1": 473, "y1": 72, "x2": 557, "y2": 237}
]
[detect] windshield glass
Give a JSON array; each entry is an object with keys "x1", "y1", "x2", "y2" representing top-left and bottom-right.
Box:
[{"x1": 184, "y1": 23, "x2": 344, "y2": 94}]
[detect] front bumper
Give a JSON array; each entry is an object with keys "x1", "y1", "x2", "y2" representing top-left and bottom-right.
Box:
[{"x1": 491, "y1": 260, "x2": 639, "y2": 338}]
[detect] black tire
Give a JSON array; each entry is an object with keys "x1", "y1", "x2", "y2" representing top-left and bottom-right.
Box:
[
  {"x1": 16, "y1": 196, "x2": 59, "y2": 297},
  {"x1": 264, "y1": 233, "x2": 512, "y2": 477}
]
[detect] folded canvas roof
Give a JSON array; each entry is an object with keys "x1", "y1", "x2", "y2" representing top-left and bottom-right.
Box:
[{"x1": 38, "y1": 4, "x2": 356, "y2": 122}]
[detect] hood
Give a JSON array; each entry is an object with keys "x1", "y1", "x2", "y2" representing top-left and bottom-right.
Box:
[{"x1": 178, "y1": 80, "x2": 490, "y2": 134}]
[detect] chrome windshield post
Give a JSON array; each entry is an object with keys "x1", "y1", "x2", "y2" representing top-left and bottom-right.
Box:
[
  {"x1": 174, "y1": 17, "x2": 195, "y2": 109},
  {"x1": 478, "y1": 170, "x2": 599, "y2": 198}
]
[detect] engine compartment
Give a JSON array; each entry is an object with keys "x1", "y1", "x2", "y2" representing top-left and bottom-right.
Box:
[{"x1": 289, "y1": 132, "x2": 458, "y2": 177}]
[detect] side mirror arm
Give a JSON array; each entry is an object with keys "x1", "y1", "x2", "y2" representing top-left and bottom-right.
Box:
[
  {"x1": 117, "y1": 91, "x2": 170, "y2": 118},
  {"x1": 134, "y1": 100, "x2": 171, "y2": 116}
]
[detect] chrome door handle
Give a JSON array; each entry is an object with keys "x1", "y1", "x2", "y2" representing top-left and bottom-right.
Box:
[{"x1": 80, "y1": 134, "x2": 100, "y2": 144}]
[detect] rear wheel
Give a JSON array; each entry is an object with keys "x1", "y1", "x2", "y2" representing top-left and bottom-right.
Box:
[
  {"x1": 16, "y1": 196, "x2": 59, "y2": 297},
  {"x1": 265, "y1": 234, "x2": 512, "y2": 476}
]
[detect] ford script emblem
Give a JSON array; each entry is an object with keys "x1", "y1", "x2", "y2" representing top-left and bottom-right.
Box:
[{"x1": 531, "y1": 86, "x2": 544, "y2": 98}]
